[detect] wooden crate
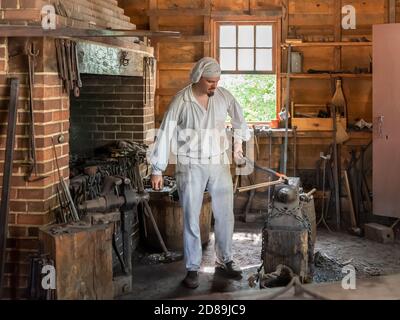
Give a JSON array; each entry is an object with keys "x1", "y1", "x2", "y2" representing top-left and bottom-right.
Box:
[
  {"x1": 39, "y1": 224, "x2": 114, "y2": 300},
  {"x1": 292, "y1": 117, "x2": 347, "y2": 131}
]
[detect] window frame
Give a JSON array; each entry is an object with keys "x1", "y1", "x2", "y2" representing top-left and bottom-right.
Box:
[
  {"x1": 211, "y1": 16, "x2": 282, "y2": 123},
  {"x1": 217, "y1": 22, "x2": 276, "y2": 74}
]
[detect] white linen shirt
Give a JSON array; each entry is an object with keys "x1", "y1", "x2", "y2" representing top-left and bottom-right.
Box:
[{"x1": 149, "y1": 84, "x2": 251, "y2": 174}]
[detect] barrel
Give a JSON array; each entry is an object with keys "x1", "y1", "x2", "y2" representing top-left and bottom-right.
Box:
[{"x1": 144, "y1": 192, "x2": 212, "y2": 251}]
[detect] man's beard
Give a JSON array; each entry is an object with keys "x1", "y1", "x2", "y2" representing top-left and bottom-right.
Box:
[{"x1": 207, "y1": 91, "x2": 215, "y2": 97}]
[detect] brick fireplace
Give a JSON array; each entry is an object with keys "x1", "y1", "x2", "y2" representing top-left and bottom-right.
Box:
[
  {"x1": 0, "y1": 1, "x2": 155, "y2": 298},
  {"x1": 70, "y1": 74, "x2": 154, "y2": 157}
]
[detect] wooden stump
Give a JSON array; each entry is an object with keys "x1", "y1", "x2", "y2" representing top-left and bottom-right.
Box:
[
  {"x1": 263, "y1": 228, "x2": 309, "y2": 281},
  {"x1": 39, "y1": 224, "x2": 113, "y2": 300}
]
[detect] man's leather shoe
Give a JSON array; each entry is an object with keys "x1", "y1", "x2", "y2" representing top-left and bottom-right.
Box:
[
  {"x1": 216, "y1": 261, "x2": 242, "y2": 278},
  {"x1": 182, "y1": 271, "x2": 199, "y2": 289}
]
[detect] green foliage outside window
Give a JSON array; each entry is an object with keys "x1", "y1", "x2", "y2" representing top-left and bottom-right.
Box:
[{"x1": 219, "y1": 74, "x2": 276, "y2": 122}]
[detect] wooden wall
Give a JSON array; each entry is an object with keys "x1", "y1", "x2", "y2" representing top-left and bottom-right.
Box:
[
  {"x1": 118, "y1": 1, "x2": 396, "y2": 220},
  {"x1": 119, "y1": 0, "x2": 394, "y2": 127}
]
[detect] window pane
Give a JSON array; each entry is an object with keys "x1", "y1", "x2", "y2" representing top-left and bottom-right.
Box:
[
  {"x1": 238, "y1": 49, "x2": 254, "y2": 71},
  {"x1": 220, "y1": 49, "x2": 236, "y2": 70},
  {"x1": 256, "y1": 25, "x2": 272, "y2": 47},
  {"x1": 220, "y1": 74, "x2": 277, "y2": 122},
  {"x1": 238, "y1": 26, "x2": 254, "y2": 47},
  {"x1": 220, "y1": 25, "x2": 236, "y2": 47},
  {"x1": 256, "y1": 49, "x2": 272, "y2": 71}
]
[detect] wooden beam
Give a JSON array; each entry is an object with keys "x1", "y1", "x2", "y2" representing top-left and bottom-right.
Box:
[
  {"x1": 211, "y1": 8, "x2": 282, "y2": 18},
  {"x1": 334, "y1": 0, "x2": 342, "y2": 71},
  {"x1": 0, "y1": 26, "x2": 180, "y2": 38},
  {"x1": 389, "y1": 0, "x2": 396, "y2": 23},
  {"x1": 281, "y1": 0, "x2": 289, "y2": 43},
  {"x1": 149, "y1": 0, "x2": 160, "y2": 117},
  {"x1": 158, "y1": 63, "x2": 195, "y2": 71},
  {"x1": 280, "y1": 73, "x2": 372, "y2": 79},
  {"x1": 282, "y1": 42, "x2": 372, "y2": 47},
  {"x1": 147, "y1": 9, "x2": 209, "y2": 16},
  {"x1": 156, "y1": 35, "x2": 210, "y2": 42},
  {"x1": 203, "y1": 0, "x2": 211, "y2": 56}
]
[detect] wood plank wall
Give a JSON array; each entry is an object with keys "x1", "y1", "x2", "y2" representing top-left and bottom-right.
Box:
[{"x1": 119, "y1": 0, "x2": 390, "y2": 189}]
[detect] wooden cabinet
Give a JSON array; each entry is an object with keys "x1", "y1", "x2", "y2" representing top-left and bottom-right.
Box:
[{"x1": 372, "y1": 24, "x2": 400, "y2": 218}]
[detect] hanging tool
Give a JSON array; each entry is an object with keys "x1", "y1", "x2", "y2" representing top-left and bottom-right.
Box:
[
  {"x1": 25, "y1": 41, "x2": 47, "y2": 182},
  {"x1": 51, "y1": 137, "x2": 80, "y2": 222},
  {"x1": 55, "y1": 39, "x2": 82, "y2": 96},
  {"x1": 143, "y1": 56, "x2": 155, "y2": 105},
  {"x1": 73, "y1": 41, "x2": 82, "y2": 90},
  {"x1": 317, "y1": 152, "x2": 332, "y2": 232},
  {"x1": 0, "y1": 78, "x2": 20, "y2": 295}
]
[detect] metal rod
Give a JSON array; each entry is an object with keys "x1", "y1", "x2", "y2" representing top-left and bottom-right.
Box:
[
  {"x1": 237, "y1": 179, "x2": 284, "y2": 193},
  {"x1": 331, "y1": 105, "x2": 341, "y2": 230},
  {"x1": 267, "y1": 130, "x2": 272, "y2": 211},
  {"x1": 0, "y1": 78, "x2": 20, "y2": 294},
  {"x1": 143, "y1": 201, "x2": 169, "y2": 255},
  {"x1": 51, "y1": 137, "x2": 79, "y2": 221},
  {"x1": 293, "y1": 125, "x2": 297, "y2": 177},
  {"x1": 283, "y1": 44, "x2": 292, "y2": 175}
]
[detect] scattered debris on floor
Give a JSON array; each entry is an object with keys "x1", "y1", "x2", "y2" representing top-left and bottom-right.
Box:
[
  {"x1": 135, "y1": 250, "x2": 184, "y2": 265},
  {"x1": 313, "y1": 251, "x2": 346, "y2": 282}
]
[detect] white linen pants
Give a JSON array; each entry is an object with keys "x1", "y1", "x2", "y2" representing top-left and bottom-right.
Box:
[{"x1": 176, "y1": 156, "x2": 234, "y2": 271}]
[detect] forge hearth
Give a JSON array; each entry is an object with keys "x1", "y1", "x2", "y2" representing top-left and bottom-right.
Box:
[{"x1": 70, "y1": 74, "x2": 154, "y2": 158}]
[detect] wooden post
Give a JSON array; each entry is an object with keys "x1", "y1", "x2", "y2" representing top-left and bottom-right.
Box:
[
  {"x1": 203, "y1": 0, "x2": 211, "y2": 56},
  {"x1": 0, "y1": 78, "x2": 19, "y2": 294},
  {"x1": 334, "y1": 0, "x2": 342, "y2": 70},
  {"x1": 149, "y1": 0, "x2": 160, "y2": 125},
  {"x1": 389, "y1": 0, "x2": 396, "y2": 23}
]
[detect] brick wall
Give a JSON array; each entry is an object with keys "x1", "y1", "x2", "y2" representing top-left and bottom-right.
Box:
[
  {"x1": 70, "y1": 74, "x2": 155, "y2": 157},
  {"x1": 0, "y1": 37, "x2": 69, "y2": 298},
  {"x1": 0, "y1": 0, "x2": 135, "y2": 30},
  {"x1": 0, "y1": 0, "x2": 152, "y2": 298}
]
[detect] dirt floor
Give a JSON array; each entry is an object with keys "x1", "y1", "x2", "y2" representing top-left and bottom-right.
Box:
[{"x1": 125, "y1": 221, "x2": 400, "y2": 300}]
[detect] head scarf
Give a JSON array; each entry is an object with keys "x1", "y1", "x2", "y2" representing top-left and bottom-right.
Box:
[{"x1": 190, "y1": 57, "x2": 221, "y2": 83}]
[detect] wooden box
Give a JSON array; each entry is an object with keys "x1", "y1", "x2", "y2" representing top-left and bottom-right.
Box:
[
  {"x1": 39, "y1": 223, "x2": 114, "y2": 300},
  {"x1": 364, "y1": 223, "x2": 394, "y2": 244},
  {"x1": 292, "y1": 117, "x2": 347, "y2": 131}
]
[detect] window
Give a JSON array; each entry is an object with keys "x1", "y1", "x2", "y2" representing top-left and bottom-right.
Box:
[
  {"x1": 219, "y1": 24, "x2": 274, "y2": 73},
  {"x1": 216, "y1": 22, "x2": 277, "y2": 122}
]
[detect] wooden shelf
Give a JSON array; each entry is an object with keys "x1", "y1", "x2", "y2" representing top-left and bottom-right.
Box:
[
  {"x1": 282, "y1": 41, "x2": 372, "y2": 47},
  {"x1": 280, "y1": 73, "x2": 372, "y2": 79}
]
